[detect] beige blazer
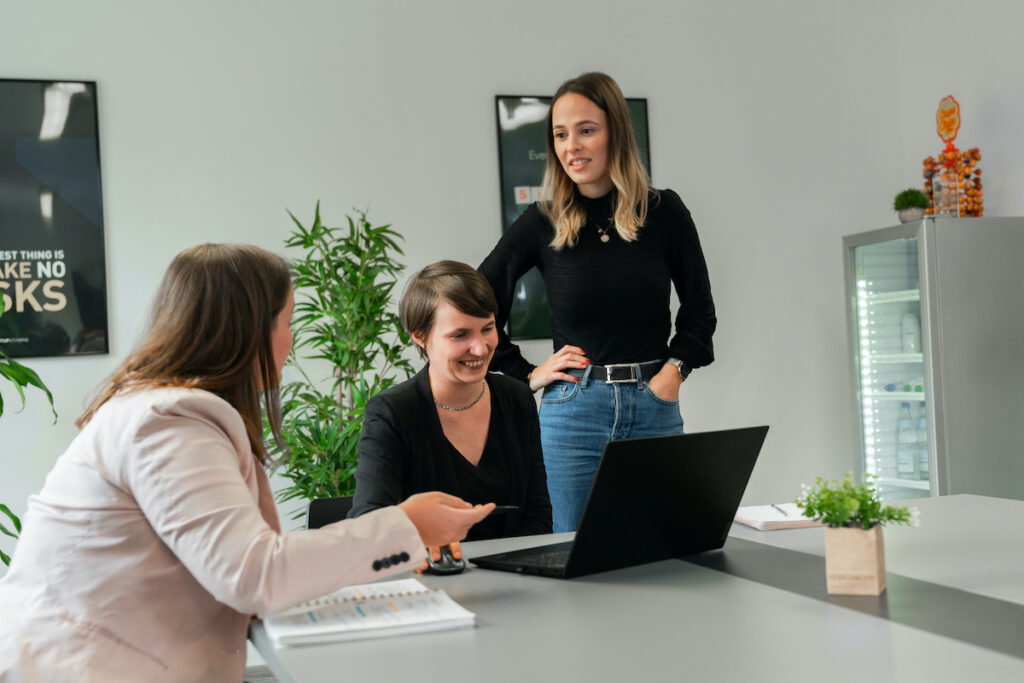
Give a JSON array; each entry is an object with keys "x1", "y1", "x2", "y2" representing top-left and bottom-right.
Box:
[{"x1": 0, "y1": 387, "x2": 426, "y2": 682}]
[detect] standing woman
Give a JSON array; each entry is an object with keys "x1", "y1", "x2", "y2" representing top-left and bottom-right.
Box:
[
  {"x1": 479, "y1": 72, "x2": 716, "y2": 533},
  {"x1": 0, "y1": 244, "x2": 491, "y2": 682}
]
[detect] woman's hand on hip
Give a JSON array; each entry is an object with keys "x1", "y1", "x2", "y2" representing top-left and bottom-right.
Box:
[
  {"x1": 528, "y1": 345, "x2": 589, "y2": 391},
  {"x1": 647, "y1": 363, "x2": 683, "y2": 402}
]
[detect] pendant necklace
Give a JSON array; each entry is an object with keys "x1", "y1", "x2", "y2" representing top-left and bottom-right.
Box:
[
  {"x1": 434, "y1": 380, "x2": 486, "y2": 412},
  {"x1": 597, "y1": 218, "x2": 613, "y2": 243}
]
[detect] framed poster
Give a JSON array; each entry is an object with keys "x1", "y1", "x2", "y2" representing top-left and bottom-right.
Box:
[
  {"x1": 0, "y1": 79, "x2": 108, "y2": 358},
  {"x1": 495, "y1": 95, "x2": 650, "y2": 339}
]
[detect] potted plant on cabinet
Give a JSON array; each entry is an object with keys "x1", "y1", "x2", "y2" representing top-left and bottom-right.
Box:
[
  {"x1": 1, "y1": 301, "x2": 57, "y2": 566},
  {"x1": 893, "y1": 188, "x2": 930, "y2": 223},
  {"x1": 266, "y1": 203, "x2": 414, "y2": 519},
  {"x1": 795, "y1": 473, "x2": 914, "y2": 595}
]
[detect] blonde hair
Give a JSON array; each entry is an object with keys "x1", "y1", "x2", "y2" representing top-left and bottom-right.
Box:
[
  {"x1": 77, "y1": 244, "x2": 291, "y2": 465},
  {"x1": 540, "y1": 72, "x2": 652, "y2": 250}
]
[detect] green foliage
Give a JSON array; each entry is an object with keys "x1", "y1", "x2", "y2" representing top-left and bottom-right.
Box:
[
  {"x1": 1, "y1": 299, "x2": 58, "y2": 565},
  {"x1": 0, "y1": 504, "x2": 21, "y2": 566},
  {"x1": 893, "y1": 188, "x2": 930, "y2": 211},
  {"x1": 268, "y1": 203, "x2": 414, "y2": 518},
  {"x1": 0, "y1": 300, "x2": 57, "y2": 422},
  {"x1": 795, "y1": 473, "x2": 913, "y2": 529}
]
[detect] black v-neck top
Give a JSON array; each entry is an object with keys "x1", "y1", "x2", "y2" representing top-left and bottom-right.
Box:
[
  {"x1": 446, "y1": 404, "x2": 511, "y2": 540},
  {"x1": 349, "y1": 367, "x2": 552, "y2": 541},
  {"x1": 479, "y1": 188, "x2": 716, "y2": 382}
]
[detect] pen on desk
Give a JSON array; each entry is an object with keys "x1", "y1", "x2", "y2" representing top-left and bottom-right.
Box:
[{"x1": 770, "y1": 503, "x2": 789, "y2": 517}]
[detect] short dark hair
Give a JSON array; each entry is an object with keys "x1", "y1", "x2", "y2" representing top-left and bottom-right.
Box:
[{"x1": 400, "y1": 261, "x2": 497, "y2": 359}]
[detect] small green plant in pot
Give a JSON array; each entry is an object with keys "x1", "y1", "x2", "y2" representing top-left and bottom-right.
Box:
[
  {"x1": 796, "y1": 473, "x2": 915, "y2": 596},
  {"x1": 268, "y1": 203, "x2": 414, "y2": 520},
  {"x1": 893, "y1": 188, "x2": 930, "y2": 223},
  {"x1": 1, "y1": 300, "x2": 58, "y2": 565}
]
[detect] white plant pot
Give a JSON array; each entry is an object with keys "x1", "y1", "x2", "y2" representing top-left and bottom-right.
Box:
[{"x1": 898, "y1": 207, "x2": 925, "y2": 223}]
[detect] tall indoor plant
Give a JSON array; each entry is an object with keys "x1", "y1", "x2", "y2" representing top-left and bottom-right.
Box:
[
  {"x1": 268, "y1": 203, "x2": 414, "y2": 518},
  {"x1": 1, "y1": 300, "x2": 57, "y2": 566}
]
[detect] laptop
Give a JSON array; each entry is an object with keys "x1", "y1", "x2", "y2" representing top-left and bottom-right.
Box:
[{"x1": 470, "y1": 426, "x2": 769, "y2": 579}]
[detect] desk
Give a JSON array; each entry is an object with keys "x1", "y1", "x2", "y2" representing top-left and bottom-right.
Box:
[{"x1": 252, "y1": 495, "x2": 1024, "y2": 682}]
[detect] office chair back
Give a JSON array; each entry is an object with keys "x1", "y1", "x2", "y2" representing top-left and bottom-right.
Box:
[{"x1": 306, "y1": 496, "x2": 354, "y2": 529}]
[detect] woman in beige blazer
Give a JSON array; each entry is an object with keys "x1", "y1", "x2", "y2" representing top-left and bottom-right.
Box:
[{"x1": 0, "y1": 244, "x2": 493, "y2": 682}]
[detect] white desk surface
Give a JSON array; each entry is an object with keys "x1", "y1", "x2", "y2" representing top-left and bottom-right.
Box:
[{"x1": 252, "y1": 494, "x2": 1024, "y2": 682}]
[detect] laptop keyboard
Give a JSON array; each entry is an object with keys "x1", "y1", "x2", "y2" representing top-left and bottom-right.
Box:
[{"x1": 520, "y1": 548, "x2": 572, "y2": 569}]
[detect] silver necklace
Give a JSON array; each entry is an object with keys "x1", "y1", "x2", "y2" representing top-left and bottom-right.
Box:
[{"x1": 434, "y1": 380, "x2": 486, "y2": 412}]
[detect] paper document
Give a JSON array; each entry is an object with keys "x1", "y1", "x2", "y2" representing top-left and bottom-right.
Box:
[
  {"x1": 261, "y1": 578, "x2": 475, "y2": 646},
  {"x1": 734, "y1": 503, "x2": 823, "y2": 530}
]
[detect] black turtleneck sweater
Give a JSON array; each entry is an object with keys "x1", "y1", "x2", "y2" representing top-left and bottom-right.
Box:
[{"x1": 478, "y1": 188, "x2": 716, "y2": 383}]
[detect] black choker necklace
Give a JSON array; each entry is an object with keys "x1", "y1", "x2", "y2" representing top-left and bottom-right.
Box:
[{"x1": 434, "y1": 380, "x2": 486, "y2": 412}]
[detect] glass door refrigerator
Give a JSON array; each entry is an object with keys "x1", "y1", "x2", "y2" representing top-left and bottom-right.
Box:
[{"x1": 843, "y1": 216, "x2": 1024, "y2": 502}]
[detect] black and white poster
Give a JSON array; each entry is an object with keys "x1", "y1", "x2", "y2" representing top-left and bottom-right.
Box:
[{"x1": 0, "y1": 79, "x2": 108, "y2": 358}]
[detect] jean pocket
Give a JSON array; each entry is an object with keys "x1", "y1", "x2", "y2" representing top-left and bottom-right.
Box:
[
  {"x1": 643, "y1": 382, "x2": 679, "y2": 406},
  {"x1": 541, "y1": 380, "x2": 581, "y2": 405}
]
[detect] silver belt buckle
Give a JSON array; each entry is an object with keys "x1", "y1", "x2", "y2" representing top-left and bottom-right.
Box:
[{"x1": 604, "y1": 363, "x2": 636, "y2": 383}]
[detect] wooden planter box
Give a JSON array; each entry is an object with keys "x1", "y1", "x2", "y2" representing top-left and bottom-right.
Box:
[{"x1": 824, "y1": 525, "x2": 886, "y2": 595}]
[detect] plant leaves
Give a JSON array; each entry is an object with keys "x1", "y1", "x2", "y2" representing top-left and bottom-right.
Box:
[{"x1": 264, "y1": 203, "x2": 414, "y2": 502}]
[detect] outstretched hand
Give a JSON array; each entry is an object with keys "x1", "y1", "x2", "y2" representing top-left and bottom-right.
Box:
[
  {"x1": 529, "y1": 345, "x2": 589, "y2": 392},
  {"x1": 397, "y1": 492, "x2": 494, "y2": 548}
]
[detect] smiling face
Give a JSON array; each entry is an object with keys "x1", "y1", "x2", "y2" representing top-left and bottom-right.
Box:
[
  {"x1": 551, "y1": 92, "x2": 613, "y2": 198},
  {"x1": 413, "y1": 300, "x2": 496, "y2": 390}
]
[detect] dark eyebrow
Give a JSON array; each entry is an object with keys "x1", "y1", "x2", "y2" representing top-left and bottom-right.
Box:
[{"x1": 553, "y1": 120, "x2": 601, "y2": 129}]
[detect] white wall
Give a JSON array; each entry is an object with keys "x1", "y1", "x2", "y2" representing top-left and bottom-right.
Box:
[{"x1": 2, "y1": 0, "x2": 1023, "y2": 551}]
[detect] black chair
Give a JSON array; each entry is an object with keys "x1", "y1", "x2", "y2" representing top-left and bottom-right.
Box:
[{"x1": 306, "y1": 496, "x2": 354, "y2": 529}]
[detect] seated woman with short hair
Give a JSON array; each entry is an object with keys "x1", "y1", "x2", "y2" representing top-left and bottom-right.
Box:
[{"x1": 350, "y1": 261, "x2": 552, "y2": 553}]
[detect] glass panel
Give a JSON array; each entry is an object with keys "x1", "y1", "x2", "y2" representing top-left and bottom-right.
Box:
[{"x1": 852, "y1": 236, "x2": 929, "y2": 500}]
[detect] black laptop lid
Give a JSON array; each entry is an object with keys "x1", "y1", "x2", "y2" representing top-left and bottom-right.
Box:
[{"x1": 564, "y1": 426, "x2": 769, "y2": 578}]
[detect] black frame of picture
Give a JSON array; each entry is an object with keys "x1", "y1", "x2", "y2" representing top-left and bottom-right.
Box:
[{"x1": 0, "y1": 78, "x2": 109, "y2": 358}]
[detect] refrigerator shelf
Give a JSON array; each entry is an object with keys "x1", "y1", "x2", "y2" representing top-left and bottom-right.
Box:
[
  {"x1": 862, "y1": 288, "x2": 920, "y2": 305},
  {"x1": 865, "y1": 353, "x2": 924, "y2": 364},
  {"x1": 876, "y1": 476, "x2": 931, "y2": 491},
  {"x1": 863, "y1": 390, "x2": 926, "y2": 401}
]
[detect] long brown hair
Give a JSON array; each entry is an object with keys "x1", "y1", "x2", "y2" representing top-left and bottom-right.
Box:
[
  {"x1": 77, "y1": 243, "x2": 291, "y2": 464},
  {"x1": 540, "y1": 72, "x2": 652, "y2": 250}
]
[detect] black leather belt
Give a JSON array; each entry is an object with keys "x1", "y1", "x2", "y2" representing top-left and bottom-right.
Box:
[{"x1": 566, "y1": 362, "x2": 662, "y2": 384}]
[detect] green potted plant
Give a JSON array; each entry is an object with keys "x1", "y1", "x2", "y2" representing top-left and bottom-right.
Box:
[
  {"x1": 893, "y1": 188, "x2": 930, "y2": 224},
  {"x1": 267, "y1": 203, "x2": 414, "y2": 519},
  {"x1": 795, "y1": 473, "x2": 914, "y2": 595},
  {"x1": 1, "y1": 300, "x2": 57, "y2": 566}
]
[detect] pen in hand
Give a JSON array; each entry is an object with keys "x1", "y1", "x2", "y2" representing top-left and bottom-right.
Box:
[{"x1": 770, "y1": 503, "x2": 789, "y2": 517}]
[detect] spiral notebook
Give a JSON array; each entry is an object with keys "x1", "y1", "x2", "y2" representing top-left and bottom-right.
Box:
[{"x1": 261, "y1": 578, "x2": 475, "y2": 646}]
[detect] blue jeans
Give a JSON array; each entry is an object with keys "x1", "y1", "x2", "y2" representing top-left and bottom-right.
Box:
[{"x1": 539, "y1": 363, "x2": 684, "y2": 532}]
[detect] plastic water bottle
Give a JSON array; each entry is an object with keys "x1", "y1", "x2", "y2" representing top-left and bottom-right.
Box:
[
  {"x1": 916, "y1": 402, "x2": 929, "y2": 477},
  {"x1": 902, "y1": 313, "x2": 921, "y2": 353},
  {"x1": 897, "y1": 402, "x2": 916, "y2": 477}
]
